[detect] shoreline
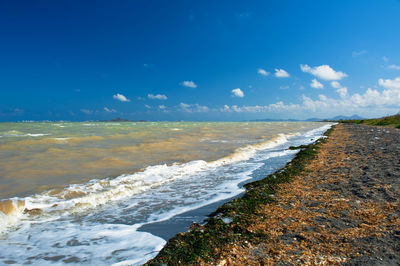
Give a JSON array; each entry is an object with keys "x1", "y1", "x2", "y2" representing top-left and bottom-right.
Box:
[
  {"x1": 146, "y1": 123, "x2": 400, "y2": 265},
  {"x1": 138, "y1": 147, "x2": 302, "y2": 241},
  {"x1": 145, "y1": 125, "x2": 335, "y2": 264},
  {"x1": 137, "y1": 124, "x2": 332, "y2": 262}
]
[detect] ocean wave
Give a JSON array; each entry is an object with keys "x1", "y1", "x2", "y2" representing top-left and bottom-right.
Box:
[
  {"x1": 0, "y1": 131, "x2": 50, "y2": 138},
  {"x1": 0, "y1": 123, "x2": 334, "y2": 264},
  {"x1": 0, "y1": 124, "x2": 333, "y2": 235}
]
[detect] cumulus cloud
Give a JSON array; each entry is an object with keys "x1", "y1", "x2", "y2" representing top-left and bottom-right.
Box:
[
  {"x1": 222, "y1": 105, "x2": 230, "y2": 111},
  {"x1": 302, "y1": 87, "x2": 400, "y2": 111},
  {"x1": 104, "y1": 107, "x2": 117, "y2": 113},
  {"x1": 179, "y1": 102, "x2": 209, "y2": 113},
  {"x1": 113, "y1": 93, "x2": 130, "y2": 102},
  {"x1": 310, "y1": 79, "x2": 324, "y2": 89},
  {"x1": 331, "y1": 81, "x2": 341, "y2": 89},
  {"x1": 337, "y1": 87, "x2": 348, "y2": 99},
  {"x1": 232, "y1": 88, "x2": 244, "y2": 98},
  {"x1": 148, "y1": 94, "x2": 168, "y2": 100},
  {"x1": 180, "y1": 80, "x2": 197, "y2": 88},
  {"x1": 158, "y1": 105, "x2": 166, "y2": 109},
  {"x1": 388, "y1": 64, "x2": 400, "y2": 70},
  {"x1": 220, "y1": 86, "x2": 400, "y2": 118},
  {"x1": 378, "y1": 77, "x2": 400, "y2": 89},
  {"x1": 258, "y1": 68, "x2": 269, "y2": 76},
  {"x1": 274, "y1": 68, "x2": 290, "y2": 78},
  {"x1": 300, "y1": 64, "x2": 347, "y2": 80}
]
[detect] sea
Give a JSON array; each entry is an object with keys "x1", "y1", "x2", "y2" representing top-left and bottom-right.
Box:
[{"x1": 0, "y1": 121, "x2": 333, "y2": 265}]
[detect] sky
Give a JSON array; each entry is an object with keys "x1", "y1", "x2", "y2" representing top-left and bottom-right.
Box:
[{"x1": 1, "y1": 0, "x2": 400, "y2": 121}]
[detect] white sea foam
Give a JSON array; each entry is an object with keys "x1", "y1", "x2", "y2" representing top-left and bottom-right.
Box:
[
  {"x1": 25, "y1": 133, "x2": 50, "y2": 137},
  {"x1": 0, "y1": 131, "x2": 50, "y2": 137},
  {"x1": 0, "y1": 200, "x2": 25, "y2": 234}
]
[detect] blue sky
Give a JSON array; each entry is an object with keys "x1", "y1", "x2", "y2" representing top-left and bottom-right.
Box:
[{"x1": 1, "y1": 0, "x2": 400, "y2": 121}]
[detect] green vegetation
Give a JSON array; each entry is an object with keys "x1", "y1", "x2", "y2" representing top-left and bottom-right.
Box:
[
  {"x1": 146, "y1": 126, "x2": 335, "y2": 265},
  {"x1": 342, "y1": 114, "x2": 400, "y2": 128},
  {"x1": 288, "y1": 144, "x2": 309, "y2": 150}
]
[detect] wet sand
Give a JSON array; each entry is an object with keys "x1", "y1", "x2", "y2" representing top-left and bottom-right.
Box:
[{"x1": 147, "y1": 123, "x2": 400, "y2": 265}]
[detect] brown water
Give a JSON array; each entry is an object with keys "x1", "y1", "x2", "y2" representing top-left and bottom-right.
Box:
[
  {"x1": 0, "y1": 121, "x2": 323, "y2": 199},
  {"x1": 0, "y1": 121, "x2": 333, "y2": 265}
]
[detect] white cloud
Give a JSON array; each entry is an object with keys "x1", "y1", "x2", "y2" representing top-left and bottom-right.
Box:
[
  {"x1": 81, "y1": 109, "x2": 93, "y2": 115},
  {"x1": 180, "y1": 80, "x2": 197, "y2": 88},
  {"x1": 144, "y1": 104, "x2": 151, "y2": 109},
  {"x1": 337, "y1": 87, "x2": 348, "y2": 99},
  {"x1": 148, "y1": 94, "x2": 168, "y2": 100},
  {"x1": 179, "y1": 102, "x2": 190, "y2": 108},
  {"x1": 330, "y1": 81, "x2": 341, "y2": 89},
  {"x1": 352, "y1": 50, "x2": 367, "y2": 57},
  {"x1": 104, "y1": 107, "x2": 117, "y2": 113},
  {"x1": 330, "y1": 81, "x2": 348, "y2": 99},
  {"x1": 179, "y1": 102, "x2": 209, "y2": 113},
  {"x1": 257, "y1": 68, "x2": 269, "y2": 76},
  {"x1": 383, "y1": 56, "x2": 389, "y2": 62},
  {"x1": 222, "y1": 105, "x2": 230, "y2": 111},
  {"x1": 388, "y1": 64, "x2": 400, "y2": 70},
  {"x1": 158, "y1": 105, "x2": 166, "y2": 109},
  {"x1": 305, "y1": 87, "x2": 400, "y2": 110},
  {"x1": 274, "y1": 68, "x2": 290, "y2": 78},
  {"x1": 113, "y1": 93, "x2": 130, "y2": 102},
  {"x1": 220, "y1": 87, "x2": 400, "y2": 118},
  {"x1": 232, "y1": 88, "x2": 244, "y2": 98},
  {"x1": 378, "y1": 77, "x2": 400, "y2": 89},
  {"x1": 300, "y1": 64, "x2": 347, "y2": 80},
  {"x1": 310, "y1": 79, "x2": 324, "y2": 89}
]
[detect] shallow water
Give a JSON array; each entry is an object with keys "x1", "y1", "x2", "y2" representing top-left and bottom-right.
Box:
[{"x1": 0, "y1": 121, "x2": 332, "y2": 265}]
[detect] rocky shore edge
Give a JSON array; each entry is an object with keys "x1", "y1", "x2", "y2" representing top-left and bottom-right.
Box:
[{"x1": 146, "y1": 123, "x2": 400, "y2": 265}]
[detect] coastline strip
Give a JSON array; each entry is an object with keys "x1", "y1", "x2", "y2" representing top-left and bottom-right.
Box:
[
  {"x1": 146, "y1": 123, "x2": 400, "y2": 265},
  {"x1": 146, "y1": 125, "x2": 335, "y2": 264}
]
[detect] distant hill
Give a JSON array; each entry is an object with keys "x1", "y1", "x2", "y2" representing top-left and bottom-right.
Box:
[
  {"x1": 253, "y1": 115, "x2": 364, "y2": 122},
  {"x1": 331, "y1": 115, "x2": 364, "y2": 121},
  {"x1": 306, "y1": 115, "x2": 364, "y2": 122}
]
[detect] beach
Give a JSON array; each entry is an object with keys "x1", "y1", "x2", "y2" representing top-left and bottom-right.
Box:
[{"x1": 148, "y1": 123, "x2": 400, "y2": 265}]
